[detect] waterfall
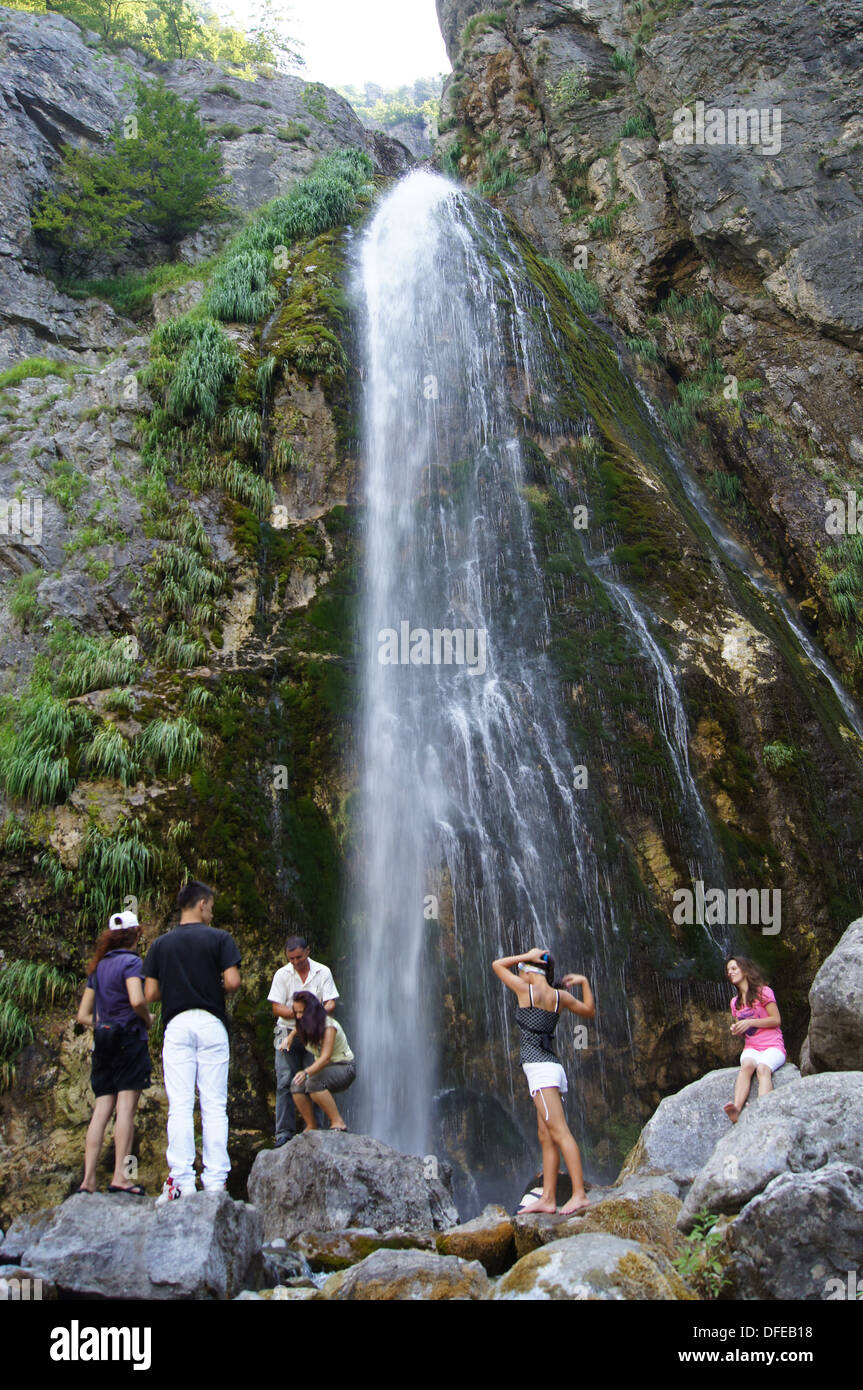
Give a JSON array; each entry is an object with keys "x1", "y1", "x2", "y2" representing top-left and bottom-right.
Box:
[
  {"x1": 594, "y1": 571, "x2": 727, "y2": 897},
  {"x1": 347, "y1": 166, "x2": 863, "y2": 1203},
  {"x1": 352, "y1": 171, "x2": 623, "y2": 1164}
]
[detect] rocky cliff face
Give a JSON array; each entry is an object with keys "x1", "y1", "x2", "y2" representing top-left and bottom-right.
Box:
[
  {"x1": 0, "y1": 8, "x2": 408, "y2": 365},
  {"x1": 435, "y1": 0, "x2": 863, "y2": 690},
  {"x1": 0, "y1": 7, "x2": 410, "y2": 1221},
  {"x1": 1, "y1": 1, "x2": 862, "y2": 1222}
]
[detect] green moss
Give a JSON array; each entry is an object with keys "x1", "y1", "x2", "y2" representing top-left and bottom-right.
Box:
[{"x1": 268, "y1": 233, "x2": 350, "y2": 387}]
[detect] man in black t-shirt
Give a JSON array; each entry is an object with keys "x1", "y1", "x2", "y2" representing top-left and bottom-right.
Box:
[{"x1": 144, "y1": 880, "x2": 241, "y2": 1201}]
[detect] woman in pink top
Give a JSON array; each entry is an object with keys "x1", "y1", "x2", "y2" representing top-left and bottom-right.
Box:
[{"x1": 723, "y1": 956, "x2": 786, "y2": 1123}]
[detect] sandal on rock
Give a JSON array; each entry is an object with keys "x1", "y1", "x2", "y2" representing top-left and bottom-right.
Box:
[
  {"x1": 108, "y1": 1183, "x2": 147, "y2": 1196},
  {"x1": 67, "y1": 1186, "x2": 97, "y2": 1199}
]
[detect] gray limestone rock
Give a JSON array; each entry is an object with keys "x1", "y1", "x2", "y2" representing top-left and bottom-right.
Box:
[
  {"x1": 618, "y1": 1064, "x2": 801, "y2": 1193},
  {"x1": 247, "y1": 1131, "x2": 459, "y2": 1243},
  {"x1": 728, "y1": 1162, "x2": 863, "y2": 1300},
  {"x1": 805, "y1": 917, "x2": 863, "y2": 1072},
  {"x1": 0, "y1": 1190, "x2": 265, "y2": 1299},
  {"x1": 679, "y1": 1072, "x2": 863, "y2": 1230}
]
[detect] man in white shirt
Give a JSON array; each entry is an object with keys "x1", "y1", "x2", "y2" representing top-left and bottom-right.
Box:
[{"x1": 268, "y1": 935, "x2": 339, "y2": 1146}]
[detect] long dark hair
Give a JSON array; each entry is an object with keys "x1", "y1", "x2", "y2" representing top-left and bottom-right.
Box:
[
  {"x1": 293, "y1": 991, "x2": 328, "y2": 1047},
  {"x1": 725, "y1": 955, "x2": 769, "y2": 1010},
  {"x1": 87, "y1": 927, "x2": 142, "y2": 976}
]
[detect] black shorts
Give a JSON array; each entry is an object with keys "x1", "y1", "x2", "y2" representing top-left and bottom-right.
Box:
[{"x1": 90, "y1": 1025, "x2": 151, "y2": 1097}]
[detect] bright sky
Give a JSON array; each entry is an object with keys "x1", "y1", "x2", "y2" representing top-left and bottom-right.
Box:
[{"x1": 216, "y1": 1, "x2": 452, "y2": 87}]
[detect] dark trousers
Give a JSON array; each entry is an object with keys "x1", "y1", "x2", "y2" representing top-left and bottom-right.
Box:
[{"x1": 275, "y1": 1038, "x2": 314, "y2": 1140}]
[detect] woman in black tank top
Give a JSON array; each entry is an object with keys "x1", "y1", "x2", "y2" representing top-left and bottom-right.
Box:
[{"x1": 493, "y1": 946, "x2": 595, "y2": 1216}]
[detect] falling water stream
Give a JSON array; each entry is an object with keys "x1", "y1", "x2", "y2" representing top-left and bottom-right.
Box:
[
  {"x1": 348, "y1": 169, "x2": 861, "y2": 1206},
  {"x1": 349, "y1": 173, "x2": 679, "y2": 1204},
  {"x1": 633, "y1": 384, "x2": 863, "y2": 743}
]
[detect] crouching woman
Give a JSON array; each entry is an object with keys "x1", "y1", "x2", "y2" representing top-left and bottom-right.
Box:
[{"x1": 283, "y1": 990, "x2": 355, "y2": 1132}]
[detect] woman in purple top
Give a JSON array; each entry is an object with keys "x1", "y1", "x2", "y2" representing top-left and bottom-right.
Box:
[
  {"x1": 723, "y1": 955, "x2": 786, "y2": 1124},
  {"x1": 75, "y1": 910, "x2": 153, "y2": 1195}
]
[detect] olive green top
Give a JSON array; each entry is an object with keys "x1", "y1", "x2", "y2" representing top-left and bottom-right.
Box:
[{"x1": 308, "y1": 1017, "x2": 354, "y2": 1064}]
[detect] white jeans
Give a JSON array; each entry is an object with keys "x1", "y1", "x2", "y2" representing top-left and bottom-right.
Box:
[{"x1": 162, "y1": 1010, "x2": 230, "y2": 1192}]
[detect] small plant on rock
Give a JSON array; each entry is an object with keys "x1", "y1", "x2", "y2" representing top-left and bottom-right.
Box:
[{"x1": 672, "y1": 1209, "x2": 731, "y2": 1298}]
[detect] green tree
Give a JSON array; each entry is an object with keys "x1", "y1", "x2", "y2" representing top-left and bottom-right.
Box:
[
  {"x1": 5, "y1": 0, "x2": 302, "y2": 68},
  {"x1": 31, "y1": 145, "x2": 144, "y2": 270},
  {"x1": 33, "y1": 78, "x2": 225, "y2": 266},
  {"x1": 242, "y1": 0, "x2": 304, "y2": 70},
  {"x1": 142, "y1": 0, "x2": 203, "y2": 57},
  {"x1": 54, "y1": 0, "x2": 136, "y2": 41},
  {"x1": 119, "y1": 78, "x2": 226, "y2": 246}
]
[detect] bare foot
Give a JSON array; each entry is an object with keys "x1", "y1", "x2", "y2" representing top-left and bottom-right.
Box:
[
  {"x1": 559, "y1": 1195, "x2": 590, "y2": 1216},
  {"x1": 723, "y1": 1102, "x2": 739, "y2": 1123},
  {"x1": 517, "y1": 1198, "x2": 557, "y2": 1215}
]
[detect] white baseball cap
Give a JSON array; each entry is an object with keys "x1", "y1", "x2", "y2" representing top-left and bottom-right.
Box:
[{"x1": 108, "y1": 910, "x2": 140, "y2": 931}]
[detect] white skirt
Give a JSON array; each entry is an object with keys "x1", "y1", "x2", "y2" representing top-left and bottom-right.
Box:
[{"x1": 523, "y1": 1061, "x2": 568, "y2": 1097}]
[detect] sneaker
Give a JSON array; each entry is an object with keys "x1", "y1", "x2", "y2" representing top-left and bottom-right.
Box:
[{"x1": 155, "y1": 1177, "x2": 184, "y2": 1205}]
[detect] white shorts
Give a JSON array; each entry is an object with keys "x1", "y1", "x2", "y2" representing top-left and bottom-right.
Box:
[
  {"x1": 523, "y1": 1062, "x2": 567, "y2": 1120},
  {"x1": 740, "y1": 1047, "x2": 786, "y2": 1072}
]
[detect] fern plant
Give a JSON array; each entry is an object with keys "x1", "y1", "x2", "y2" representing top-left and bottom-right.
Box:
[
  {"x1": 0, "y1": 959, "x2": 77, "y2": 1091},
  {"x1": 76, "y1": 821, "x2": 159, "y2": 929},
  {"x1": 137, "y1": 716, "x2": 203, "y2": 774},
  {"x1": 82, "y1": 724, "x2": 140, "y2": 785},
  {"x1": 672, "y1": 1210, "x2": 731, "y2": 1298},
  {"x1": 0, "y1": 688, "x2": 83, "y2": 803},
  {"x1": 53, "y1": 633, "x2": 139, "y2": 698}
]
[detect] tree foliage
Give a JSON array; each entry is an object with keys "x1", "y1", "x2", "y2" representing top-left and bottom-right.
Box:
[
  {"x1": 32, "y1": 78, "x2": 226, "y2": 267},
  {"x1": 119, "y1": 78, "x2": 226, "y2": 243},
  {"x1": 5, "y1": 0, "x2": 304, "y2": 70},
  {"x1": 337, "y1": 77, "x2": 444, "y2": 132}
]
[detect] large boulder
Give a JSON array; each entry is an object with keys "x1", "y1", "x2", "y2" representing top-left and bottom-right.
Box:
[
  {"x1": 320, "y1": 1248, "x2": 489, "y2": 1300},
  {"x1": 806, "y1": 918, "x2": 863, "y2": 1072},
  {"x1": 576, "y1": 1188, "x2": 683, "y2": 1259},
  {"x1": 513, "y1": 1211, "x2": 592, "y2": 1260},
  {"x1": 727, "y1": 1163, "x2": 863, "y2": 1301},
  {"x1": 679, "y1": 1072, "x2": 863, "y2": 1231},
  {"x1": 292, "y1": 1228, "x2": 436, "y2": 1274},
  {"x1": 618, "y1": 1065, "x2": 801, "y2": 1193},
  {"x1": 494, "y1": 1233, "x2": 696, "y2": 1301},
  {"x1": 247, "y1": 1131, "x2": 459, "y2": 1243},
  {"x1": 436, "y1": 1204, "x2": 516, "y2": 1275},
  {"x1": 0, "y1": 1191, "x2": 263, "y2": 1300},
  {"x1": 512, "y1": 1176, "x2": 681, "y2": 1260}
]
